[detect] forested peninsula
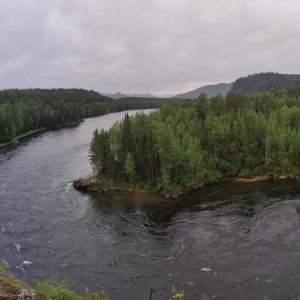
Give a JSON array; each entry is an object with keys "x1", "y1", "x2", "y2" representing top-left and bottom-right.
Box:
[
  {"x1": 0, "y1": 88, "x2": 166, "y2": 146},
  {"x1": 85, "y1": 89, "x2": 300, "y2": 197}
]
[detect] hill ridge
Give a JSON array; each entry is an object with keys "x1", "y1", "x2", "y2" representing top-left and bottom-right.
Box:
[{"x1": 172, "y1": 82, "x2": 233, "y2": 99}]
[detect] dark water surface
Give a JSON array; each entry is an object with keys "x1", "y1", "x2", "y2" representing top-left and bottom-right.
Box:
[{"x1": 1, "y1": 110, "x2": 300, "y2": 300}]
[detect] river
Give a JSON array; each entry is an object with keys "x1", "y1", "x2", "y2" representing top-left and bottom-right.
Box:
[{"x1": 1, "y1": 109, "x2": 300, "y2": 300}]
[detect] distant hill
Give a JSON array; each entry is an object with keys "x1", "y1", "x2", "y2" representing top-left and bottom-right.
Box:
[
  {"x1": 231, "y1": 72, "x2": 300, "y2": 94},
  {"x1": 99, "y1": 92, "x2": 156, "y2": 99},
  {"x1": 172, "y1": 82, "x2": 233, "y2": 99},
  {"x1": 131, "y1": 93, "x2": 156, "y2": 98}
]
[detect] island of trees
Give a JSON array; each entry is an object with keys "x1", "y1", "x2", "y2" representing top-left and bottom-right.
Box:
[
  {"x1": 89, "y1": 88, "x2": 300, "y2": 197},
  {"x1": 0, "y1": 88, "x2": 166, "y2": 145}
]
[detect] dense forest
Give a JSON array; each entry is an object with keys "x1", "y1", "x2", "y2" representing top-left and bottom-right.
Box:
[
  {"x1": 231, "y1": 72, "x2": 300, "y2": 94},
  {"x1": 0, "y1": 88, "x2": 166, "y2": 144},
  {"x1": 89, "y1": 89, "x2": 300, "y2": 196}
]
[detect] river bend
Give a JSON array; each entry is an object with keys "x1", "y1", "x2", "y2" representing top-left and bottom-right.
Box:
[{"x1": 1, "y1": 110, "x2": 300, "y2": 299}]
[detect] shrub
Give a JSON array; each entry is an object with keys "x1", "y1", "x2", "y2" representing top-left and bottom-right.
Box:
[{"x1": 0, "y1": 261, "x2": 11, "y2": 270}]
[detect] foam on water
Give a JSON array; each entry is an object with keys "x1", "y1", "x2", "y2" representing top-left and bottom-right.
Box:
[
  {"x1": 201, "y1": 267, "x2": 211, "y2": 272},
  {"x1": 16, "y1": 260, "x2": 33, "y2": 273},
  {"x1": 14, "y1": 244, "x2": 21, "y2": 251}
]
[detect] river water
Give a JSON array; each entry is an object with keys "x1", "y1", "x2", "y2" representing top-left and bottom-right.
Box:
[{"x1": 1, "y1": 109, "x2": 300, "y2": 300}]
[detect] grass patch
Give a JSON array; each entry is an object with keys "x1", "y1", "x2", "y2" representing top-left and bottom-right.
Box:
[
  {"x1": 0, "y1": 129, "x2": 44, "y2": 148},
  {"x1": 0, "y1": 261, "x2": 11, "y2": 270},
  {"x1": 32, "y1": 279, "x2": 109, "y2": 300}
]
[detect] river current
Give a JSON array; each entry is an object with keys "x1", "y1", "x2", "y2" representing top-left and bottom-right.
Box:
[{"x1": 1, "y1": 110, "x2": 300, "y2": 300}]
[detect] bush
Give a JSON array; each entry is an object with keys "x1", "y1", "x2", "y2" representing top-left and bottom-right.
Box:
[
  {"x1": 170, "y1": 287, "x2": 211, "y2": 300},
  {"x1": 170, "y1": 287, "x2": 186, "y2": 300},
  {"x1": 0, "y1": 261, "x2": 11, "y2": 270}
]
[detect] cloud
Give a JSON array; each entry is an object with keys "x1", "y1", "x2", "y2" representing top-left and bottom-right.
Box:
[{"x1": 0, "y1": 0, "x2": 299, "y2": 94}]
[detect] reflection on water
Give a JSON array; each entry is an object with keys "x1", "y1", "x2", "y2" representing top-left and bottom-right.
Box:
[{"x1": 1, "y1": 110, "x2": 300, "y2": 299}]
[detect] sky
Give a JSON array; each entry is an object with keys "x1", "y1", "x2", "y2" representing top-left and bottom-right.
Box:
[{"x1": 0, "y1": 0, "x2": 299, "y2": 96}]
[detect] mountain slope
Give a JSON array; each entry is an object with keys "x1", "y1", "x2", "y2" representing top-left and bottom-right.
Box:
[
  {"x1": 231, "y1": 72, "x2": 300, "y2": 94},
  {"x1": 131, "y1": 93, "x2": 156, "y2": 98},
  {"x1": 99, "y1": 92, "x2": 156, "y2": 99},
  {"x1": 172, "y1": 82, "x2": 233, "y2": 99}
]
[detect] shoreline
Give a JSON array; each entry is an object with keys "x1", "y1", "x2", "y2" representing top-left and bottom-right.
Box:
[
  {"x1": 221, "y1": 173, "x2": 295, "y2": 183},
  {"x1": 0, "y1": 108, "x2": 156, "y2": 150},
  {"x1": 0, "y1": 129, "x2": 45, "y2": 149},
  {"x1": 73, "y1": 177, "x2": 161, "y2": 196},
  {"x1": 73, "y1": 173, "x2": 296, "y2": 199},
  {"x1": 0, "y1": 121, "x2": 83, "y2": 150},
  {"x1": 0, "y1": 267, "x2": 38, "y2": 300}
]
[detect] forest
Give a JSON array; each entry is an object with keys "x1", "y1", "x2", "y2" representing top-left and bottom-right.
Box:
[
  {"x1": 231, "y1": 72, "x2": 300, "y2": 94},
  {"x1": 89, "y1": 88, "x2": 300, "y2": 196},
  {"x1": 0, "y1": 88, "x2": 166, "y2": 144}
]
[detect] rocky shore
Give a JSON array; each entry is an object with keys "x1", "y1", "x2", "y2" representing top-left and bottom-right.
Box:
[
  {"x1": 0, "y1": 267, "x2": 42, "y2": 300},
  {"x1": 73, "y1": 176, "x2": 157, "y2": 195},
  {"x1": 73, "y1": 173, "x2": 296, "y2": 199},
  {"x1": 73, "y1": 176, "x2": 128, "y2": 193}
]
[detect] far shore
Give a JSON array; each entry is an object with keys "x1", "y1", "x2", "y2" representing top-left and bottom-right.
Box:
[
  {"x1": 0, "y1": 121, "x2": 83, "y2": 149},
  {"x1": 0, "y1": 129, "x2": 45, "y2": 149}
]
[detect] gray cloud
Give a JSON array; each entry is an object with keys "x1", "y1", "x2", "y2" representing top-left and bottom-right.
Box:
[{"x1": 0, "y1": 0, "x2": 299, "y2": 95}]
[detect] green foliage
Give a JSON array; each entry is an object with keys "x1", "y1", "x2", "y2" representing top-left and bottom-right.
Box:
[
  {"x1": 170, "y1": 286, "x2": 187, "y2": 300},
  {"x1": 31, "y1": 279, "x2": 109, "y2": 300},
  {"x1": 5, "y1": 276, "x2": 15, "y2": 286},
  {"x1": 125, "y1": 152, "x2": 135, "y2": 181},
  {"x1": 0, "y1": 88, "x2": 166, "y2": 144},
  {"x1": 89, "y1": 89, "x2": 300, "y2": 196},
  {"x1": 231, "y1": 72, "x2": 300, "y2": 94},
  {"x1": 1, "y1": 260, "x2": 11, "y2": 270},
  {"x1": 296, "y1": 204, "x2": 300, "y2": 219},
  {"x1": 169, "y1": 287, "x2": 211, "y2": 300}
]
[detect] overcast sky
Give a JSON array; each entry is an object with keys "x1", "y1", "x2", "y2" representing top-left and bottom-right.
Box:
[{"x1": 0, "y1": 0, "x2": 299, "y2": 95}]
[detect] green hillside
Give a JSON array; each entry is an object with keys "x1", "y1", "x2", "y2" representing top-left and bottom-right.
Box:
[{"x1": 231, "y1": 72, "x2": 300, "y2": 94}]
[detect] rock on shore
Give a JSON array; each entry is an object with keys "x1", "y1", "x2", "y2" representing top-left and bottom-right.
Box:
[
  {"x1": 73, "y1": 177, "x2": 98, "y2": 190},
  {"x1": 73, "y1": 176, "x2": 123, "y2": 193}
]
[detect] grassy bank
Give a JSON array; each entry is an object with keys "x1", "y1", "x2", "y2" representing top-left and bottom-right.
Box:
[
  {"x1": 2, "y1": 264, "x2": 300, "y2": 299},
  {"x1": 0, "y1": 129, "x2": 44, "y2": 149},
  {"x1": 0, "y1": 265, "x2": 109, "y2": 300}
]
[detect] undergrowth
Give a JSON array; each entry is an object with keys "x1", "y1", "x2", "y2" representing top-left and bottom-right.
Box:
[{"x1": 31, "y1": 279, "x2": 109, "y2": 300}]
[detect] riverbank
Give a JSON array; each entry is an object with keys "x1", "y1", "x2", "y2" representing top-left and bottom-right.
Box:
[
  {"x1": 0, "y1": 267, "x2": 43, "y2": 300},
  {"x1": 73, "y1": 176, "x2": 160, "y2": 196},
  {"x1": 0, "y1": 267, "x2": 110, "y2": 300},
  {"x1": 0, "y1": 129, "x2": 45, "y2": 149},
  {"x1": 0, "y1": 121, "x2": 84, "y2": 149},
  {"x1": 73, "y1": 173, "x2": 296, "y2": 198},
  {"x1": 222, "y1": 173, "x2": 295, "y2": 183}
]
